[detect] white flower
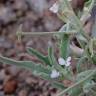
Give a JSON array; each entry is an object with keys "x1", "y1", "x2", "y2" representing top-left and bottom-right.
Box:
[
  {"x1": 58, "y1": 58, "x2": 66, "y2": 65},
  {"x1": 49, "y1": 2, "x2": 59, "y2": 13},
  {"x1": 66, "y1": 57, "x2": 71, "y2": 66},
  {"x1": 58, "y1": 57, "x2": 71, "y2": 67},
  {"x1": 50, "y1": 69, "x2": 60, "y2": 78}
]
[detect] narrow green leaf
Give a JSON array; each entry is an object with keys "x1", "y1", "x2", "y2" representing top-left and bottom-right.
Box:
[
  {"x1": 76, "y1": 56, "x2": 87, "y2": 73},
  {"x1": 27, "y1": 47, "x2": 50, "y2": 65},
  {"x1": 59, "y1": 0, "x2": 72, "y2": 12},
  {"x1": 48, "y1": 46, "x2": 72, "y2": 80},
  {"x1": 76, "y1": 70, "x2": 93, "y2": 82},
  {"x1": 0, "y1": 55, "x2": 51, "y2": 74},
  {"x1": 52, "y1": 82, "x2": 67, "y2": 90},
  {"x1": 83, "y1": 81, "x2": 96, "y2": 94},
  {"x1": 48, "y1": 46, "x2": 57, "y2": 66},
  {"x1": 92, "y1": 54, "x2": 96, "y2": 64},
  {"x1": 69, "y1": 86, "x2": 82, "y2": 96},
  {"x1": 0, "y1": 55, "x2": 53, "y2": 82},
  {"x1": 89, "y1": 39, "x2": 94, "y2": 57},
  {"x1": 60, "y1": 34, "x2": 70, "y2": 59},
  {"x1": 0, "y1": 55, "x2": 67, "y2": 90}
]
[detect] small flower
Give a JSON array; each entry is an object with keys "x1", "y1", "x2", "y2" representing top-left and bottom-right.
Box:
[
  {"x1": 58, "y1": 58, "x2": 66, "y2": 65},
  {"x1": 49, "y1": 2, "x2": 59, "y2": 13},
  {"x1": 50, "y1": 69, "x2": 60, "y2": 78},
  {"x1": 58, "y1": 57, "x2": 71, "y2": 67},
  {"x1": 66, "y1": 57, "x2": 71, "y2": 67}
]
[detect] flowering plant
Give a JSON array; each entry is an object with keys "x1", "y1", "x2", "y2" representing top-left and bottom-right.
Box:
[{"x1": 0, "y1": 0, "x2": 96, "y2": 96}]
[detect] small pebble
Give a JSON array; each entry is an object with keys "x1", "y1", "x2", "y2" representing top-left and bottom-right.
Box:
[{"x1": 4, "y1": 79, "x2": 18, "y2": 94}]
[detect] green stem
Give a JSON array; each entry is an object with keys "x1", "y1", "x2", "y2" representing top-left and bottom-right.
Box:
[
  {"x1": 56, "y1": 69, "x2": 96, "y2": 96},
  {"x1": 18, "y1": 31, "x2": 77, "y2": 36}
]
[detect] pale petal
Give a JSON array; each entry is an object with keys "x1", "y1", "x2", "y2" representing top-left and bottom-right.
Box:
[
  {"x1": 58, "y1": 57, "x2": 66, "y2": 65},
  {"x1": 49, "y1": 2, "x2": 59, "y2": 13},
  {"x1": 67, "y1": 56, "x2": 71, "y2": 62},
  {"x1": 66, "y1": 61, "x2": 71, "y2": 67},
  {"x1": 50, "y1": 69, "x2": 60, "y2": 78}
]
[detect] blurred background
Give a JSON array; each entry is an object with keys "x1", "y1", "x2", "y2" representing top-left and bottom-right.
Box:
[{"x1": 0, "y1": 0, "x2": 63, "y2": 96}]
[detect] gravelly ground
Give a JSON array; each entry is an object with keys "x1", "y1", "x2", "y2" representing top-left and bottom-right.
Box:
[{"x1": 0, "y1": 0, "x2": 63, "y2": 96}]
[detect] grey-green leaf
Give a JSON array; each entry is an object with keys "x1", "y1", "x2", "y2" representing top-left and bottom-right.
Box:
[
  {"x1": 0, "y1": 55, "x2": 67, "y2": 90},
  {"x1": 52, "y1": 82, "x2": 67, "y2": 90},
  {"x1": 48, "y1": 46, "x2": 57, "y2": 66},
  {"x1": 76, "y1": 56, "x2": 87, "y2": 73},
  {"x1": 0, "y1": 55, "x2": 51, "y2": 74},
  {"x1": 60, "y1": 34, "x2": 70, "y2": 59},
  {"x1": 69, "y1": 86, "x2": 82, "y2": 96},
  {"x1": 27, "y1": 47, "x2": 50, "y2": 65}
]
